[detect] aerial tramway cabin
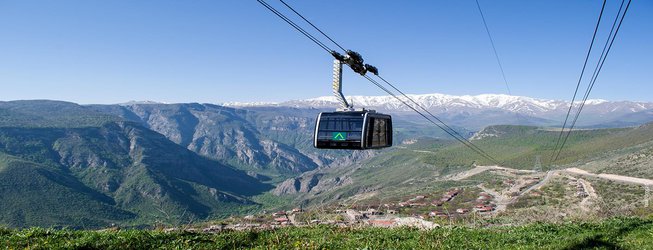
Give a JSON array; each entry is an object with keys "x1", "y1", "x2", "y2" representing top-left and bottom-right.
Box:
[{"x1": 314, "y1": 110, "x2": 392, "y2": 149}]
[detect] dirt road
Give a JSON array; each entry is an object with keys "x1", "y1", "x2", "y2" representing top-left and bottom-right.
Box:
[
  {"x1": 564, "y1": 168, "x2": 653, "y2": 186},
  {"x1": 448, "y1": 165, "x2": 536, "y2": 181},
  {"x1": 520, "y1": 171, "x2": 554, "y2": 195},
  {"x1": 577, "y1": 178, "x2": 599, "y2": 212}
]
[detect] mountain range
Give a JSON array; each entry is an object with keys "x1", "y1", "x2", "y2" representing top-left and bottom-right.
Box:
[
  {"x1": 226, "y1": 93, "x2": 653, "y2": 129},
  {"x1": 1, "y1": 93, "x2": 653, "y2": 228}
]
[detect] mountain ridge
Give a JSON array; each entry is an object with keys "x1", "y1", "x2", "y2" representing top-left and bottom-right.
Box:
[
  {"x1": 224, "y1": 93, "x2": 652, "y2": 114},
  {"x1": 223, "y1": 93, "x2": 653, "y2": 128}
]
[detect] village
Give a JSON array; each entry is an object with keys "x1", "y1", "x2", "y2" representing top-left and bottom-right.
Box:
[
  {"x1": 203, "y1": 187, "x2": 506, "y2": 232},
  {"x1": 201, "y1": 167, "x2": 553, "y2": 232},
  {"x1": 167, "y1": 164, "x2": 653, "y2": 233}
]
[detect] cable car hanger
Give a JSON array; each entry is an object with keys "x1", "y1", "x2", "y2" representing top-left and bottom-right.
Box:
[
  {"x1": 330, "y1": 50, "x2": 378, "y2": 111},
  {"x1": 313, "y1": 50, "x2": 393, "y2": 150}
]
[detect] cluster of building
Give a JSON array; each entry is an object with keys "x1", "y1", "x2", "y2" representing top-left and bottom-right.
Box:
[
  {"x1": 473, "y1": 192, "x2": 495, "y2": 213},
  {"x1": 394, "y1": 189, "x2": 462, "y2": 209},
  {"x1": 390, "y1": 188, "x2": 501, "y2": 218},
  {"x1": 427, "y1": 208, "x2": 470, "y2": 219},
  {"x1": 271, "y1": 207, "x2": 303, "y2": 225},
  {"x1": 397, "y1": 195, "x2": 428, "y2": 207},
  {"x1": 200, "y1": 187, "x2": 506, "y2": 231}
]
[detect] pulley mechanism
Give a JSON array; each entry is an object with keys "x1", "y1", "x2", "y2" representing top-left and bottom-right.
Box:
[{"x1": 330, "y1": 50, "x2": 379, "y2": 110}]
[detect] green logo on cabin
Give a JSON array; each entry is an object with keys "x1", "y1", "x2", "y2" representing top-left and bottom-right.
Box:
[{"x1": 332, "y1": 132, "x2": 347, "y2": 141}]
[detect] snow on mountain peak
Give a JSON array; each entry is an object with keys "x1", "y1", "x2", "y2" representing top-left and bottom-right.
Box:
[
  {"x1": 223, "y1": 93, "x2": 653, "y2": 117},
  {"x1": 294, "y1": 93, "x2": 564, "y2": 113},
  {"x1": 223, "y1": 101, "x2": 279, "y2": 107}
]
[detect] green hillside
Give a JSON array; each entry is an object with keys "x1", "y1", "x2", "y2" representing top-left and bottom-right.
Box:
[
  {"x1": 281, "y1": 123, "x2": 653, "y2": 207},
  {"x1": 0, "y1": 122, "x2": 272, "y2": 228},
  {"x1": 421, "y1": 123, "x2": 653, "y2": 168},
  {"x1": 0, "y1": 153, "x2": 135, "y2": 228}
]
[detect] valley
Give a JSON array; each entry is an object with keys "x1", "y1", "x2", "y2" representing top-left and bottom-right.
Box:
[{"x1": 1, "y1": 98, "x2": 652, "y2": 229}]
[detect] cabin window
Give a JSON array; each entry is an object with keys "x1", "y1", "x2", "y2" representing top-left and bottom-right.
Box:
[
  {"x1": 366, "y1": 117, "x2": 391, "y2": 147},
  {"x1": 317, "y1": 116, "x2": 363, "y2": 141}
]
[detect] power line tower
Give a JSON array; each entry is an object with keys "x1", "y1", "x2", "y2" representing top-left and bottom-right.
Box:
[{"x1": 533, "y1": 155, "x2": 542, "y2": 172}]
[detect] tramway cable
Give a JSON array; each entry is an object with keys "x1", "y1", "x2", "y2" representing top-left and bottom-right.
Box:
[
  {"x1": 365, "y1": 75, "x2": 500, "y2": 164},
  {"x1": 374, "y1": 75, "x2": 500, "y2": 164},
  {"x1": 277, "y1": 0, "x2": 498, "y2": 163},
  {"x1": 258, "y1": 0, "x2": 500, "y2": 163},
  {"x1": 549, "y1": 0, "x2": 607, "y2": 164},
  {"x1": 553, "y1": 0, "x2": 631, "y2": 162},
  {"x1": 475, "y1": 0, "x2": 511, "y2": 95},
  {"x1": 256, "y1": 0, "x2": 332, "y2": 53},
  {"x1": 278, "y1": 0, "x2": 347, "y2": 52}
]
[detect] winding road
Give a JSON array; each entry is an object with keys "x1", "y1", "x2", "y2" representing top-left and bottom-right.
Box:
[{"x1": 564, "y1": 168, "x2": 653, "y2": 186}]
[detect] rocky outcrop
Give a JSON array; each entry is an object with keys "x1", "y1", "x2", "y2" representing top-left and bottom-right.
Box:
[
  {"x1": 91, "y1": 104, "x2": 323, "y2": 176},
  {"x1": 272, "y1": 150, "x2": 375, "y2": 196}
]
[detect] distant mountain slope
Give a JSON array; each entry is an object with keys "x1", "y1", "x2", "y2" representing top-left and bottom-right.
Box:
[
  {"x1": 0, "y1": 100, "x2": 119, "y2": 128},
  {"x1": 94, "y1": 104, "x2": 469, "y2": 180},
  {"x1": 593, "y1": 109, "x2": 653, "y2": 128},
  {"x1": 0, "y1": 101, "x2": 273, "y2": 227},
  {"x1": 90, "y1": 103, "x2": 322, "y2": 179}
]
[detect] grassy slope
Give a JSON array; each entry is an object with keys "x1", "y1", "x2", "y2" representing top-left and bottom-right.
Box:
[
  {"x1": 0, "y1": 123, "x2": 272, "y2": 228},
  {"x1": 1, "y1": 218, "x2": 652, "y2": 249},
  {"x1": 0, "y1": 153, "x2": 135, "y2": 228},
  {"x1": 419, "y1": 123, "x2": 653, "y2": 169},
  {"x1": 289, "y1": 123, "x2": 653, "y2": 207},
  {"x1": 573, "y1": 139, "x2": 653, "y2": 179},
  {"x1": 419, "y1": 126, "x2": 614, "y2": 168}
]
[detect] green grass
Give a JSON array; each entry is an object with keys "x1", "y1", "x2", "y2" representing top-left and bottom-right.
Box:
[{"x1": 1, "y1": 217, "x2": 652, "y2": 249}]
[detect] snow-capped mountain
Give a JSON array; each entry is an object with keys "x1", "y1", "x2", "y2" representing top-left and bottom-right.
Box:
[
  {"x1": 118, "y1": 100, "x2": 166, "y2": 105},
  {"x1": 221, "y1": 101, "x2": 280, "y2": 107},
  {"x1": 227, "y1": 93, "x2": 650, "y2": 116},
  {"x1": 224, "y1": 93, "x2": 653, "y2": 129},
  {"x1": 288, "y1": 94, "x2": 566, "y2": 114}
]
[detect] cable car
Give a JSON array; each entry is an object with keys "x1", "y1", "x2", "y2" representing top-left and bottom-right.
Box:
[{"x1": 314, "y1": 110, "x2": 392, "y2": 149}]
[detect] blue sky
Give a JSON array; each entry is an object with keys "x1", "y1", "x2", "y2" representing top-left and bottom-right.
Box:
[{"x1": 1, "y1": 0, "x2": 651, "y2": 104}]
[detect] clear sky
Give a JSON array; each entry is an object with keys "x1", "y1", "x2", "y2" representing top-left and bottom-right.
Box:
[{"x1": 1, "y1": 0, "x2": 651, "y2": 104}]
